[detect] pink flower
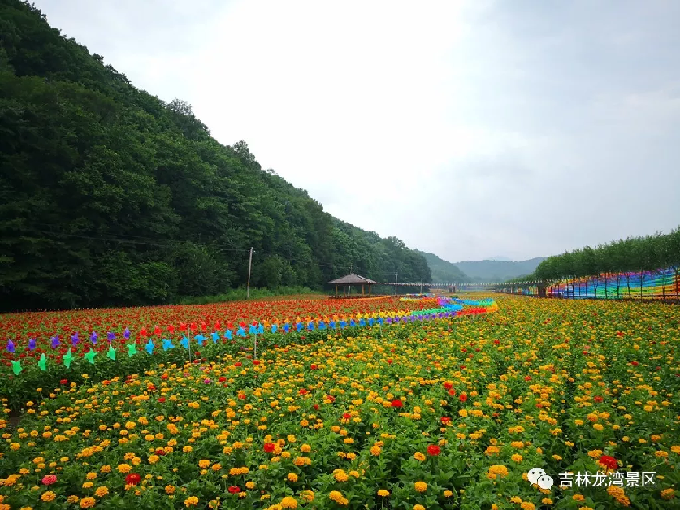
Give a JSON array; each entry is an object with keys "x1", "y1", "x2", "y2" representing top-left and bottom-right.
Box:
[{"x1": 42, "y1": 475, "x2": 57, "y2": 486}]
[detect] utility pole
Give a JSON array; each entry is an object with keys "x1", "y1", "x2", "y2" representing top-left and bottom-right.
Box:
[
  {"x1": 247, "y1": 247, "x2": 254, "y2": 299},
  {"x1": 394, "y1": 271, "x2": 398, "y2": 296}
]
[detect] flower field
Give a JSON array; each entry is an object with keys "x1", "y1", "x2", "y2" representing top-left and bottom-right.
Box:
[{"x1": 1, "y1": 295, "x2": 679, "y2": 509}]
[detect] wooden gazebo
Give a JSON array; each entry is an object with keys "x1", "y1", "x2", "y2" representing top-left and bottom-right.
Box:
[{"x1": 328, "y1": 273, "x2": 377, "y2": 297}]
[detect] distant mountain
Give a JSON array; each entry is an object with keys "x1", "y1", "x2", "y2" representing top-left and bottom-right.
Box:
[
  {"x1": 455, "y1": 258, "x2": 547, "y2": 283},
  {"x1": 487, "y1": 256, "x2": 512, "y2": 261},
  {"x1": 415, "y1": 251, "x2": 470, "y2": 283}
]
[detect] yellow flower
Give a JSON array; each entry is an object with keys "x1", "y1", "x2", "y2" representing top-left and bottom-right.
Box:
[
  {"x1": 414, "y1": 481, "x2": 428, "y2": 492},
  {"x1": 378, "y1": 490, "x2": 390, "y2": 497},
  {"x1": 511, "y1": 454, "x2": 523, "y2": 462},
  {"x1": 101, "y1": 465, "x2": 111, "y2": 473},
  {"x1": 334, "y1": 470, "x2": 349, "y2": 482},
  {"x1": 41, "y1": 491, "x2": 56, "y2": 502},
  {"x1": 521, "y1": 503, "x2": 535, "y2": 510},
  {"x1": 287, "y1": 473, "x2": 298, "y2": 482},
  {"x1": 183, "y1": 446, "x2": 193, "y2": 453},
  {"x1": 80, "y1": 497, "x2": 96, "y2": 508},
  {"x1": 414, "y1": 505, "x2": 426, "y2": 510},
  {"x1": 661, "y1": 489, "x2": 675, "y2": 500},
  {"x1": 444, "y1": 490, "x2": 453, "y2": 497},
  {"x1": 95, "y1": 486, "x2": 109, "y2": 497},
  {"x1": 117, "y1": 464, "x2": 132, "y2": 473},
  {"x1": 166, "y1": 485, "x2": 176, "y2": 495},
  {"x1": 184, "y1": 496, "x2": 199, "y2": 507},
  {"x1": 280, "y1": 496, "x2": 298, "y2": 509},
  {"x1": 301, "y1": 490, "x2": 314, "y2": 502},
  {"x1": 300, "y1": 444, "x2": 311, "y2": 453},
  {"x1": 414, "y1": 452, "x2": 426, "y2": 461}
]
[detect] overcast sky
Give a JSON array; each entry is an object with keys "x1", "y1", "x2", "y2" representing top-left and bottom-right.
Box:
[{"x1": 35, "y1": 0, "x2": 680, "y2": 262}]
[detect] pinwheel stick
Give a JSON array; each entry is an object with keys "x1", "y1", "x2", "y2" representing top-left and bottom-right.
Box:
[{"x1": 254, "y1": 334, "x2": 257, "y2": 360}]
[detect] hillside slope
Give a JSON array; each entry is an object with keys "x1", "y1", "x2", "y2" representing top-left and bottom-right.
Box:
[
  {"x1": 455, "y1": 258, "x2": 547, "y2": 282},
  {"x1": 0, "y1": 0, "x2": 430, "y2": 311},
  {"x1": 414, "y1": 250, "x2": 470, "y2": 283}
]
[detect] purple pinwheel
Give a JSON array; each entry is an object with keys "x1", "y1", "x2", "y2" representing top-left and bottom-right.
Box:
[
  {"x1": 6, "y1": 339, "x2": 15, "y2": 353},
  {"x1": 28, "y1": 338, "x2": 37, "y2": 350},
  {"x1": 51, "y1": 335, "x2": 60, "y2": 349},
  {"x1": 124, "y1": 327, "x2": 131, "y2": 340},
  {"x1": 71, "y1": 332, "x2": 79, "y2": 346},
  {"x1": 107, "y1": 331, "x2": 115, "y2": 342},
  {"x1": 90, "y1": 331, "x2": 98, "y2": 345}
]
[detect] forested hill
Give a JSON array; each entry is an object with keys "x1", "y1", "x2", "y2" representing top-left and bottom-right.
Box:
[
  {"x1": 414, "y1": 251, "x2": 469, "y2": 283},
  {"x1": 455, "y1": 258, "x2": 547, "y2": 283},
  {"x1": 0, "y1": 0, "x2": 430, "y2": 311}
]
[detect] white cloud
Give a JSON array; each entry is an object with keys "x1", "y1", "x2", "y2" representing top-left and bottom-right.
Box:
[{"x1": 32, "y1": 0, "x2": 680, "y2": 262}]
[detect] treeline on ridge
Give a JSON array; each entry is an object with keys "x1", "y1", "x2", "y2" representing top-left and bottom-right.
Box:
[
  {"x1": 0, "y1": 0, "x2": 431, "y2": 312},
  {"x1": 505, "y1": 229, "x2": 680, "y2": 283}
]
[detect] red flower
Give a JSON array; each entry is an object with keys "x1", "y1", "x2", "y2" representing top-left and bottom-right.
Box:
[
  {"x1": 342, "y1": 413, "x2": 351, "y2": 419},
  {"x1": 493, "y1": 339, "x2": 500, "y2": 345},
  {"x1": 594, "y1": 396, "x2": 603, "y2": 403},
  {"x1": 631, "y1": 361, "x2": 639, "y2": 366},
  {"x1": 460, "y1": 365, "x2": 466, "y2": 370},
  {"x1": 158, "y1": 398, "x2": 166, "y2": 403},
  {"x1": 263, "y1": 443, "x2": 276, "y2": 453},
  {"x1": 219, "y1": 377, "x2": 226, "y2": 383},
  {"x1": 238, "y1": 393, "x2": 246, "y2": 400},
  {"x1": 390, "y1": 399, "x2": 403, "y2": 408},
  {"x1": 387, "y1": 359, "x2": 393, "y2": 365},
  {"x1": 228, "y1": 486, "x2": 240, "y2": 494},
  {"x1": 299, "y1": 389, "x2": 308, "y2": 395},
  {"x1": 427, "y1": 445, "x2": 441, "y2": 456},
  {"x1": 234, "y1": 362, "x2": 242, "y2": 367},
  {"x1": 459, "y1": 393, "x2": 467, "y2": 403},
  {"x1": 443, "y1": 382, "x2": 453, "y2": 390},
  {"x1": 525, "y1": 376, "x2": 532, "y2": 381},
  {"x1": 448, "y1": 389, "x2": 456, "y2": 396},
  {"x1": 253, "y1": 360, "x2": 260, "y2": 365},
  {"x1": 60, "y1": 379, "x2": 68, "y2": 385},
  {"x1": 310, "y1": 364, "x2": 318, "y2": 370},
  {"x1": 155, "y1": 448, "x2": 166, "y2": 456},
  {"x1": 125, "y1": 473, "x2": 141, "y2": 486},
  {"x1": 313, "y1": 404, "x2": 319, "y2": 410},
  {"x1": 441, "y1": 417, "x2": 452, "y2": 424},
  {"x1": 598, "y1": 455, "x2": 618, "y2": 470}
]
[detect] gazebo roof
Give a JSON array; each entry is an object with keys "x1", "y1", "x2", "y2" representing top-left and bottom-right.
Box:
[{"x1": 328, "y1": 273, "x2": 377, "y2": 285}]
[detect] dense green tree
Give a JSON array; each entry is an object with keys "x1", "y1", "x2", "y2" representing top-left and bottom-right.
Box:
[{"x1": 0, "y1": 0, "x2": 430, "y2": 311}]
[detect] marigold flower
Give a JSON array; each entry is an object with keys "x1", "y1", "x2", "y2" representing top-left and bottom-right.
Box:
[
  {"x1": 414, "y1": 481, "x2": 427, "y2": 492},
  {"x1": 184, "y1": 496, "x2": 199, "y2": 507},
  {"x1": 80, "y1": 497, "x2": 96, "y2": 508},
  {"x1": 280, "y1": 496, "x2": 298, "y2": 508},
  {"x1": 41, "y1": 491, "x2": 57, "y2": 502},
  {"x1": 378, "y1": 490, "x2": 390, "y2": 497}
]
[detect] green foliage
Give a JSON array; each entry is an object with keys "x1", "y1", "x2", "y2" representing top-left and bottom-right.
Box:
[{"x1": 0, "y1": 0, "x2": 431, "y2": 311}]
